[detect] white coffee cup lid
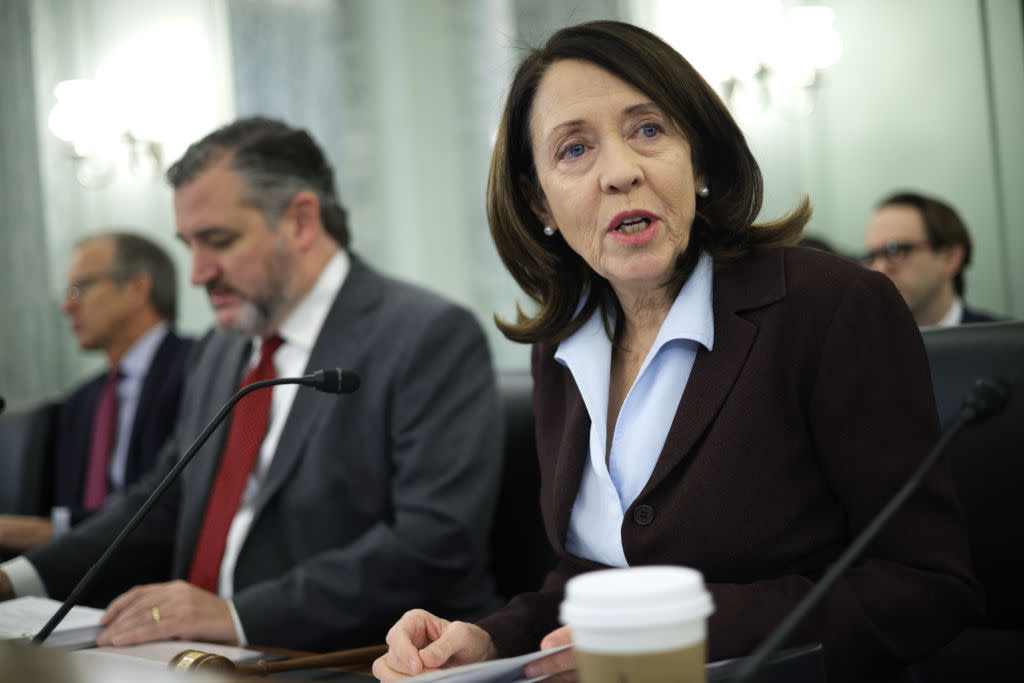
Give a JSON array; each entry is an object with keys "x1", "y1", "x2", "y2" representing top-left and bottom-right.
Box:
[{"x1": 560, "y1": 565, "x2": 714, "y2": 629}]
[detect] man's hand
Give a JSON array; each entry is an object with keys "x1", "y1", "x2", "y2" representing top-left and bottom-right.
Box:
[
  {"x1": 372, "y1": 608, "x2": 498, "y2": 680},
  {"x1": 96, "y1": 580, "x2": 237, "y2": 646},
  {"x1": 0, "y1": 515, "x2": 54, "y2": 553}
]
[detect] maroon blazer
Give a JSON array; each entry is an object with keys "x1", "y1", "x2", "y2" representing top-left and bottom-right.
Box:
[{"x1": 478, "y1": 247, "x2": 982, "y2": 683}]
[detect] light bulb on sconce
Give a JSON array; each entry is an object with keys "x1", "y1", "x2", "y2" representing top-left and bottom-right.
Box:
[
  {"x1": 779, "y1": 5, "x2": 843, "y2": 88},
  {"x1": 714, "y1": 3, "x2": 843, "y2": 116},
  {"x1": 47, "y1": 78, "x2": 164, "y2": 188}
]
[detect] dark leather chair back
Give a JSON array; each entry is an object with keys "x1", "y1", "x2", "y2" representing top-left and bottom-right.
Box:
[
  {"x1": 0, "y1": 401, "x2": 58, "y2": 516},
  {"x1": 920, "y1": 321, "x2": 1024, "y2": 628},
  {"x1": 915, "y1": 321, "x2": 1024, "y2": 682},
  {"x1": 922, "y1": 321, "x2": 1024, "y2": 426},
  {"x1": 490, "y1": 371, "x2": 557, "y2": 602}
]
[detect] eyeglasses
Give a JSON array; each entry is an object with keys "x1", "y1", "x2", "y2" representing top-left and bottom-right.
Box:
[
  {"x1": 65, "y1": 271, "x2": 126, "y2": 301},
  {"x1": 857, "y1": 241, "x2": 933, "y2": 267}
]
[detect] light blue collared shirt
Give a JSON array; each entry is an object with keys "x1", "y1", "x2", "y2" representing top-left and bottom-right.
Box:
[
  {"x1": 557, "y1": 251, "x2": 715, "y2": 567},
  {"x1": 108, "y1": 321, "x2": 170, "y2": 494}
]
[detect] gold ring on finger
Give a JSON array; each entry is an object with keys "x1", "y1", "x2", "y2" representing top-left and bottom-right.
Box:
[{"x1": 152, "y1": 606, "x2": 161, "y2": 623}]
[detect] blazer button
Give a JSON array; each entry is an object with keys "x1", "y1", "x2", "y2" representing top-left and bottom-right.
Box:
[{"x1": 633, "y1": 504, "x2": 654, "y2": 526}]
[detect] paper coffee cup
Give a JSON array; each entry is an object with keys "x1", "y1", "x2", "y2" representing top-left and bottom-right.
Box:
[{"x1": 560, "y1": 565, "x2": 714, "y2": 683}]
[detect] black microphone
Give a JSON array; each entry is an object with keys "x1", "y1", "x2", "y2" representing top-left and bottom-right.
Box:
[
  {"x1": 730, "y1": 376, "x2": 1011, "y2": 682},
  {"x1": 32, "y1": 368, "x2": 360, "y2": 644},
  {"x1": 300, "y1": 368, "x2": 360, "y2": 394}
]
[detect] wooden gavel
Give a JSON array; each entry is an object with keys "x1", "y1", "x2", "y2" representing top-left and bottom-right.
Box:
[{"x1": 169, "y1": 643, "x2": 388, "y2": 676}]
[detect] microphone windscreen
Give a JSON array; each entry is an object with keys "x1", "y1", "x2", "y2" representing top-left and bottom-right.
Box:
[
  {"x1": 339, "y1": 370, "x2": 360, "y2": 393},
  {"x1": 963, "y1": 376, "x2": 1010, "y2": 422},
  {"x1": 313, "y1": 369, "x2": 361, "y2": 394}
]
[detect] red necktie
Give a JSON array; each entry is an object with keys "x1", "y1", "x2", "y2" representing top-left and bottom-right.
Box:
[
  {"x1": 83, "y1": 368, "x2": 119, "y2": 510},
  {"x1": 188, "y1": 335, "x2": 283, "y2": 593}
]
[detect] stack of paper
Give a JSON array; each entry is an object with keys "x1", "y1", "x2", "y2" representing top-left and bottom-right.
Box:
[
  {"x1": 0, "y1": 596, "x2": 103, "y2": 648},
  {"x1": 401, "y1": 645, "x2": 569, "y2": 683}
]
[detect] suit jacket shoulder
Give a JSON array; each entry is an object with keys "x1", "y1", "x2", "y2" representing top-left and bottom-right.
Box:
[
  {"x1": 341, "y1": 254, "x2": 483, "y2": 334},
  {"x1": 961, "y1": 306, "x2": 1005, "y2": 324}
]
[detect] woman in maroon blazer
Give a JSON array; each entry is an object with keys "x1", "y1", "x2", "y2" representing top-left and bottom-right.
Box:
[{"x1": 374, "y1": 20, "x2": 981, "y2": 683}]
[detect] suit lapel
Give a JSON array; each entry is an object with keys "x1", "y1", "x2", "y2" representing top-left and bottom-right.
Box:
[
  {"x1": 641, "y1": 250, "x2": 787, "y2": 495},
  {"x1": 640, "y1": 249, "x2": 788, "y2": 500},
  {"x1": 178, "y1": 334, "x2": 250, "y2": 555},
  {"x1": 251, "y1": 256, "x2": 381, "y2": 513},
  {"x1": 124, "y1": 331, "x2": 175, "y2": 481},
  {"x1": 642, "y1": 308, "x2": 757, "y2": 494}
]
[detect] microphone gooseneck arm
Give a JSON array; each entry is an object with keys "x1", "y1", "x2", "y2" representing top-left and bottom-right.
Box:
[
  {"x1": 731, "y1": 376, "x2": 1010, "y2": 682},
  {"x1": 33, "y1": 370, "x2": 357, "y2": 644}
]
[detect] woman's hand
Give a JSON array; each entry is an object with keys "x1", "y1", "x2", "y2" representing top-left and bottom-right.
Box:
[
  {"x1": 524, "y1": 626, "x2": 577, "y2": 682},
  {"x1": 372, "y1": 609, "x2": 498, "y2": 680}
]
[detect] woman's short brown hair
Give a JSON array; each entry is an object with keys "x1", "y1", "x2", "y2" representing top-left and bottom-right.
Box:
[{"x1": 488, "y1": 20, "x2": 809, "y2": 344}]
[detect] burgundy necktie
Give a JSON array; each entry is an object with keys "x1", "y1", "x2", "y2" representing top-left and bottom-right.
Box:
[
  {"x1": 188, "y1": 335, "x2": 283, "y2": 593},
  {"x1": 83, "y1": 368, "x2": 119, "y2": 510}
]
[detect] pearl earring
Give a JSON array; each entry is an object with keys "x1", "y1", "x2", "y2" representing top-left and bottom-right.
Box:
[
  {"x1": 698, "y1": 185, "x2": 710, "y2": 198},
  {"x1": 543, "y1": 225, "x2": 556, "y2": 236}
]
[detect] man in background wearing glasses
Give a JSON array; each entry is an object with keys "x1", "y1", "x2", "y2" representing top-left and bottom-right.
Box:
[
  {"x1": 0, "y1": 232, "x2": 192, "y2": 555},
  {"x1": 860, "y1": 191, "x2": 1004, "y2": 327}
]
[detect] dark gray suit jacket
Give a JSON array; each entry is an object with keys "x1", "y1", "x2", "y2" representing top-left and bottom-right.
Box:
[{"x1": 28, "y1": 254, "x2": 503, "y2": 650}]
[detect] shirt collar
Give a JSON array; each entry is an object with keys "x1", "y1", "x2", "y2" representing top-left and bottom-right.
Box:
[
  {"x1": 118, "y1": 322, "x2": 169, "y2": 379},
  {"x1": 927, "y1": 296, "x2": 963, "y2": 329},
  {"x1": 268, "y1": 249, "x2": 349, "y2": 353},
  {"x1": 652, "y1": 250, "x2": 715, "y2": 353},
  {"x1": 556, "y1": 250, "x2": 715, "y2": 370}
]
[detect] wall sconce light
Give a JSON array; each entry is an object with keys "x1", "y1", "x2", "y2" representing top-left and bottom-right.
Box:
[
  {"x1": 774, "y1": 5, "x2": 843, "y2": 88},
  {"x1": 725, "y1": 4, "x2": 843, "y2": 115},
  {"x1": 47, "y1": 78, "x2": 163, "y2": 188},
  {"x1": 648, "y1": 0, "x2": 842, "y2": 118}
]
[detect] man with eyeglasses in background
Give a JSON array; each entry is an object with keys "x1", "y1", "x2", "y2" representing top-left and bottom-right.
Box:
[
  {"x1": 0, "y1": 232, "x2": 193, "y2": 555},
  {"x1": 860, "y1": 191, "x2": 1004, "y2": 327}
]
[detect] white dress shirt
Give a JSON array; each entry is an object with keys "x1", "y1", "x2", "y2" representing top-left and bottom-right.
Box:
[{"x1": 932, "y1": 297, "x2": 964, "y2": 328}]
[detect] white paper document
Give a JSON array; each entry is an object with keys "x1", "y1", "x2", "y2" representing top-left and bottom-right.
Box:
[
  {"x1": 402, "y1": 645, "x2": 571, "y2": 683},
  {"x1": 0, "y1": 596, "x2": 103, "y2": 648}
]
